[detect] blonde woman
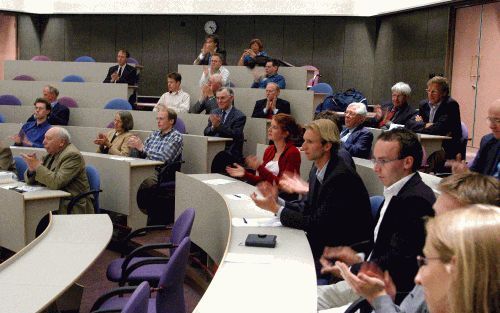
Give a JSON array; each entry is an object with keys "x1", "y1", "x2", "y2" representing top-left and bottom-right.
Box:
[{"x1": 94, "y1": 111, "x2": 134, "y2": 156}]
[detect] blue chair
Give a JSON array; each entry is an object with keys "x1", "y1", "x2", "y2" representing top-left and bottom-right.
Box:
[
  {"x1": 369, "y1": 195, "x2": 384, "y2": 218},
  {"x1": 310, "y1": 82, "x2": 333, "y2": 96},
  {"x1": 127, "y1": 57, "x2": 139, "y2": 65},
  {"x1": 13, "y1": 156, "x2": 27, "y2": 181},
  {"x1": 0, "y1": 94, "x2": 22, "y2": 106},
  {"x1": 90, "y1": 281, "x2": 150, "y2": 313},
  {"x1": 31, "y1": 55, "x2": 51, "y2": 61},
  {"x1": 0, "y1": 113, "x2": 4, "y2": 123},
  {"x1": 104, "y1": 98, "x2": 133, "y2": 110},
  {"x1": 67, "y1": 165, "x2": 102, "y2": 214},
  {"x1": 74, "y1": 56, "x2": 96, "y2": 62},
  {"x1": 62, "y1": 74, "x2": 85, "y2": 82},
  {"x1": 13, "y1": 74, "x2": 35, "y2": 81},
  {"x1": 174, "y1": 117, "x2": 186, "y2": 134}
]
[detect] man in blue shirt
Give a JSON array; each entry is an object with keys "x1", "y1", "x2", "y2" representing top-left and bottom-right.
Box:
[
  {"x1": 251, "y1": 59, "x2": 286, "y2": 89},
  {"x1": 13, "y1": 98, "x2": 51, "y2": 148}
]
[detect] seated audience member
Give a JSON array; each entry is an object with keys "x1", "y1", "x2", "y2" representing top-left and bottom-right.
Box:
[
  {"x1": 237, "y1": 38, "x2": 268, "y2": 67},
  {"x1": 335, "y1": 171, "x2": 499, "y2": 313},
  {"x1": 252, "y1": 119, "x2": 373, "y2": 265},
  {"x1": 153, "y1": 72, "x2": 190, "y2": 113},
  {"x1": 204, "y1": 87, "x2": 246, "y2": 171},
  {"x1": 193, "y1": 34, "x2": 227, "y2": 66},
  {"x1": 22, "y1": 127, "x2": 93, "y2": 214},
  {"x1": 190, "y1": 74, "x2": 223, "y2": 114},
  {"x1": 128, "y1": 105, "x2": 183, "y2": 225},
  {"x1": 340, "y1": 102, "x2": 373, "y2": 159},
  {"x1": 199, "y1": 53, "x2": 230, "y2": 87},
  {"x1": 226, "y1": 113, "x2": 301, "y2": 195},
  {"x1": 314, "y1": 111, "x2": 355, "y2": 170},
  {"x1": 251, "y1": 59, "x2": 286, "y2": 89},
  {"x1": 0, "y1": 143, "x2": 15, "y2": 172},
  {"x1": 450, "y1": 99, "x2": 499, "y2": 178},
  {"x1": 369, "y1": 82, "x2": 417, "y2": 129},
  {"x1": 407, "y1": 76, "x2": 462, "y2": 160},
  {"x1": 317, "y1": 128, "x2": 436, "y2": 310},
  {"x1": 13, "y1": 98, "x2": 52, "y2": 148},
  {"x1": 28, "y1": 85, "x2": 69, "y2": 126},
  {"x1": 103, "y1": 49, "x2": 138, "y2": 85},
  {"x1": 251, "y1": 82, "x2": 291, "y2": 119},
  {"x1": 94, "y1": 111, "x2": 134, "y2": 156}
]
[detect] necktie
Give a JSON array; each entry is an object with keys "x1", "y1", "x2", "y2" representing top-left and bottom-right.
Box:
[
  {"x1": 379, "y1": 108, "x2": 397, "y2": 127},
  {"x1": 429, "y1": 105, "x2": 438, "y2": 123},
  {"x1": 117, "y1": 66, "x2": 123, "y2": 77},
  {"x1": 221, "y1": 111, "x2": 227, "y2": 124}
]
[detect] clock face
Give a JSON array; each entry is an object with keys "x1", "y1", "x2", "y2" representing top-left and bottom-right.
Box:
[{"x1": 204, "y1": 20, "x2": 217, "y2": 35}]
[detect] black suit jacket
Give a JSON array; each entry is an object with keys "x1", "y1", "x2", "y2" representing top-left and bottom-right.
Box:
[
  {"x1": 368, "y1": 173, "x2": 435, "y2": 294},
  {"x1": 251, "y1": 98, "x2": 291, "y2": 118},
  {"x1": 408, "y1": 96, "x2": 462, "y2": 158},
  {"x1": 280, "y1": 150, "x2": 373, "y2": 260},
  {"x1": 204, "y1": 107, "x2": 246, "y2": 161},
  {"x1": 470, "y1": 133, "x2": 499, "y2": 177},
  {"x1": 103, "y1": 64, "x2": 138, "y2": 85},
  {"x1": 27, "y1": 102, "x2": 70, "y2": 126},
  {"x1": 367, "y1": 101, "x2": 417, "y2": 129}
]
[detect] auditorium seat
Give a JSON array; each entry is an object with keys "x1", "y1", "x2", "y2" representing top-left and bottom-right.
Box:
[
  {"x1": 31, "y1": 55, "x2": 51, "y2": 61},
  {"x1": 13, "y1": 74, "x2": 35, "y2": 81},
  {"x1": 13, "y1": 156, "x2": 27, "y2": 181},
  {"x1": 369, "y1": 195, "x2": 384, "y2": 218},
  {"x1": 0, "y1": 94, "x2": 22, "y2": 106},
  {"x1": 104, "y1": 98, "x2": 133, "y2": 110},
  {"x1": 75, "y1": 56, "x2": 96, "y2": 62},
  {"x1": 127, "y1": 57, "x2": 139, "y2": 65},
  {"x1": 310, "y1": 82, "x2": 333, "y2": 96},
  {"x1": 174, "y1": 117, "x2": 187, "y2": 134},
  {"x1": 62, "y1": 74, "x2": 85, "y2": 82},
  {"x1": 90, "y1": 281, "x2": 150, "y2": 313},
  {"x1": 0, "y1": 113, "x2": 4, "y2": 123},
  {"x1": 67, "y1": 165, "x2": 102, "y2": 214},
  {"x1": 58, "y1": 96, "x2": 78, "y2": 108}
]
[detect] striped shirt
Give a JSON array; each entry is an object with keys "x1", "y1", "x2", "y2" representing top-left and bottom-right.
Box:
[{"x1": 142, "y1": 128, "x2": 183, "y2": 163}]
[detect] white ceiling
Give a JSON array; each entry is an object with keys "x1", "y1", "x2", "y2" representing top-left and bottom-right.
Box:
[{"x1": 0, "y1": 0, "x2": 453, "y2": 16}]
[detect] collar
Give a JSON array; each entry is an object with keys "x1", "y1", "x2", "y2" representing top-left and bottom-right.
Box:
[
  {"x1": 51, "y1": 101, "x2": 57, "y2": 107},
  {"x1": 315, "y1": 159, "x2": 329, "y2": 184},
  {"x1": 266, "y1": 73, "x2": 277, "y2": 78},
  {"x1": 169, "y1": 89, "x2": 182, "y2": 95},
  {"x1": 159, "y1": 127, "x2": 174, "y2": 137},
  {"x1": 221, "y1": 106, "x2": 233, "y2": 115},
  {"x1": 383, "y1": 173, "x2": 416, "y2": 198},
  {"x1": 35, "y1": 119, "x2": 49, "y2": 127}
]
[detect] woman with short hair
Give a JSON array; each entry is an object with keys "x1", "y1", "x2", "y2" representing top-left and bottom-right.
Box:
[{"x1": 94, "y1": 111, "x2": 134, "y2": 156}]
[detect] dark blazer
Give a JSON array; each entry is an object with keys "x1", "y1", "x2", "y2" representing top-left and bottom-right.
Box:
[
  {"x1": 251, "y1": 98, "x2": 291, "y2": 118},
  {"x1": 199, "y1": 49, "x2": 227, "y2": 65},
  {"x1": 280, "y1": 150, "x2": 373, "y2": 260},
  {"x1": 204, "y1": 107, "x2": 246, "y2": 161},
  {"x1": 470, "y1": 133, "x2": 499, "y2": 177},
  {"x1": 408, "y1": 96, "x2": 462, "y2": 158},
  {"x1": 27, "y1": 102, "x2": 69, "y2": 126},
  {"x1": 368, "y1": 173, "x2": 435, "y2": 294},
  {"x1": 103, "y1": 64, "x2": 138, "y2": 85},
  {"x1": 367, "y1": 101, "x2": 417, "y2": 129},
  {"x1": 341, "y1": 125, "x2": 373, "y2": 159}
]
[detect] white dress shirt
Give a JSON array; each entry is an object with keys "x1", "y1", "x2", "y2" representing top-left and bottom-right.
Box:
[
  {"x1": 154, "y1": 89, "x2": 191, "y2": 113},
  {"x1": 199, "y1": 66, "x2": 231, "y2": 87}
]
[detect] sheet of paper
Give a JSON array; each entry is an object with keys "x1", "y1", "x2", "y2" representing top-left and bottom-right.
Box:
[
  {"x1": 14, "y1": 185, "x2": 47, "y2": 192},
  {"x1": 224, "y1": 252, "x2": 275, "y2": 264},
  {"x1": 203, "y1": 178, "x2": 234, "y2": 185},
  {"x1": 232, "y1": 217, "x2": 282, "y2": 227},
  {"x1": 109, "y1": 156, "x2": 134, "y2": 161}
]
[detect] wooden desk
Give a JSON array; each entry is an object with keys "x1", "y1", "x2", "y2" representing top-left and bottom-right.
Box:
[
  {"x1": 0, "y1": 214, "x2": 112, "y2": 313},
  {"x1": 175, "y1": 173, "x2": 317, "y2": 313},
  {"x1": 0, "y1": 182, "x2": 70, "y2": 252}
]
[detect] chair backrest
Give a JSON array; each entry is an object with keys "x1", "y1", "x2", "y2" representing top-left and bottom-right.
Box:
[
  {"x1": 104, "y1": 98, "x2": 133, "y2": 110},
  {"x1": 86, "y1": 165, "x2": 101, "y2": 213},
  {"x1": 31, "y1": 55, "x2": 51, "y2": 61},
  {"x1": 127, "y1": 57, "x2": 139, "y2": 65},
  {"x1": 0, "y1": 113, "x2": 4, "y2": 123},
  {"x1": 369, "y1": 195, "x2": 384, "y2": 219},
  {"x1": 310, "y1": 82, "x2": 333, "y2": 96},
  {"x1": 58, "y1": 96, "x2": 78, "y2": 108},
  {"x1": 170, "y1": 208, "x2": 195, "y2": 247},
  {"x1": 122, "y1": 281, "x2": 150, "y2": 313},
  {"x1": 156, "y1": 237, "x2": 191, "y2": 313},
  {"x1": 174, "y1": 117, "x2": 187, "y2": 134},
  {"x1": 74, "y1": 55, "x2": 96, "y2": 62},
  {"x1": 0, "y1": 94, "x2": 22, "y2": 106},
  {"x1": 62, "y1": 74, "x2": 85, "y2": 82},
  {"x1": 13, "y1": 156, "x2": 27, "y2": 182},
  {"x1": 13, "y1": 74, "x2": 35, "y2": 81}
]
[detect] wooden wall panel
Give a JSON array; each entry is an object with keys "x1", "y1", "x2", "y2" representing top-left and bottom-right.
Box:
[
  {"x1": 253, "y1": 16, "x2": 285, "y2": 61},
  {"x1": 40, "y1": 17, "x2": 65, "y2": 61},
  {"x1": 17, "y1": 15, "x2": 40, "y2": 60},
  {"x1": 224, "y1": 16, "x2": 254, "y2": 66},
  {"x1": 64, "y1": 15, "x2": 92, "y2": 61},
  {"x1": 89, "y1": 15, "x2": 117, "y2": 62},
  {"x1": 142, "y1": 16, "x2": 171, "y2": 95},
  {"x1": 283, "y1": 16, "x2": 314, "y2": 67}
]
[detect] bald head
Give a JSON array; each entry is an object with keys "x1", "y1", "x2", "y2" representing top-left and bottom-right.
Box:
[
  {"x1": 43, "y1": 127, "x2": 71, "y2": 155},
  {"x1": 488, "y1": 99, "x2": 500, "y2": 139}
]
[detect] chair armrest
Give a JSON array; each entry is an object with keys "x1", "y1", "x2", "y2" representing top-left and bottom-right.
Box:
[
  {"x1": 121, "y1": 243, "x2": 176, "y2": 272},
  {"x1": 90, "y1": 286, "x2": 139, "y2": 312},
  {"x1": 119, "y1": 257, "x2": 170, "y2": 286},
  {"x1": 120, "y1": 225, "x2": 172, "y2": 255},
  {"x1": 67, "y1": 189, "x2": 102, "y2": 214}
]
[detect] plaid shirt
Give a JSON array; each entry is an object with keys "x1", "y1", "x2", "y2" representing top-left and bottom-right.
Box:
[{"x1": 142, "y1": 128, "x2": 183, "y2": 163}]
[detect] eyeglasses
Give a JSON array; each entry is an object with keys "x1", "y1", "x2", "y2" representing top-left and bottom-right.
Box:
[
  {"x1": 486, "y1": 117, "x2": 500, "y2": 125},
  {"x1": 371, "y1": 157, "x2": 403, "y2": 167},
  {"x1": 416, "y1": 255, "x2": 441, "y2": 267},
  {"x1": 425, "y1": 89, "x2": 440, "y2": 95}
]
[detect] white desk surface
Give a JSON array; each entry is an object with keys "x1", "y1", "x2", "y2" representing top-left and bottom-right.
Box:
[
  {"x1": 0, "y1": 214, "x2": 112, "y2": 313},
  {"x1": 175, "y1": 173, "x2": 317, "y2": 313}
]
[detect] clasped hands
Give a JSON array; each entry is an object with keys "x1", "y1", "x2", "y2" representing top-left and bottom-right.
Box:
[
  {"x1": 127, "y1": 135, "x2": 144, "y2": 151},
  {"x1": 93, "y1": 133, "x2": 110, "y2": 147},
  {"x1": 20, "y1": 152, "x2": 41, "y2": 172}
]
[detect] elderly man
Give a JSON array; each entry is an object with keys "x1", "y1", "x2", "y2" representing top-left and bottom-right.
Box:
[
  {"x1": 14, "y1": 98, "x2": 52, "y2": 148},
  {"x1": 251, "y1": 82, "x2": 291, "y2": 119},
  {"x1": 340, "y1": 102, "x2": 373, "y2": 159},
  {"x1": 190, "y1": 74, "x2": 223, "y2": 114},
  {"x1": 317, "y1": 128, "x2": 436, "y2": 310},
  {"x1": 199, "y1": 53, "x2": 230, "y2": 87},
  {"x1": 251, "y1": 59, "x2": 286, "y2": 89},
  {"x1": 27, "y1": 85, "x2": 69, "y2": 125},
  {"x1": 153, "y1": 72, "x2": 190, "y2": 113},
  {"x1": 408, "y1": 76, "x2": 462, "y2": 159},
  {"x1": 22, "y1": 127, "x2": 93, "y2": 214},
  {"x1": 370, "y1": 82, "x2": 416, "y2": 129},
  {"x1": 103, "y1": 49, "x2": 138, "y2": 85}
]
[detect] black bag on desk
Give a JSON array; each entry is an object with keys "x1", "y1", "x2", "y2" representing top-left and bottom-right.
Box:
[{"x1": 245, "y1": 234, "x2": 277, "y2": 248}]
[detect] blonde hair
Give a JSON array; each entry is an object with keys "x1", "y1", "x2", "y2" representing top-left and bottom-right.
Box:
[
  {"x1": 438, "y1": 172, "x2": 499, "y2": 206},
  {"x1": 425, "y1": 205, "x2": 500, "y2": 313},
  {"x1": 305, "y1": 119, "x2": 340, "y2": 148}
]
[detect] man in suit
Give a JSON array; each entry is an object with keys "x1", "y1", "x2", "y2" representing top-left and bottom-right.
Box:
[
  {"x1": 369, "y1": 82, "x2": 417, "y2": 129},
  {"x1": 340, "y1": 102, "x2": 373, "y2": 159},
  {"x1": 22, "y1": 127, "x2": 93, "y2": 214},
  {"x1": 407, "y1": 76, "x2": 462, "y2": 159},
  {"x1": 103, "y1": 49, "x2": 138, "y2": 86},
  {"x1": 190, "y1": 74, "x2": 222, "y2": 114},
  {"x1": 251, "y1": 82, "x2": 291, "y2": 119},
  {"x1": 204, "y1": 87, "x2": 246, "y2": 167},
  {"x1": 251, "y1": 119, "x2": 373, "y2": 264},
  {"x1": 317, "y1": 128, "x2": 436, "y2": 310},
  {"x1": 27, "y1": 85, "x2": 69, "y2": 125}
]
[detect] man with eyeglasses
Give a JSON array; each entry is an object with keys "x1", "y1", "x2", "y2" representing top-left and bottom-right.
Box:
[
  {"x1": 317, "y1": 128, "x2": 435, "y2": 310},
  {"x1": 251, "y1": 59, "x2": 286, "y2": 89}
]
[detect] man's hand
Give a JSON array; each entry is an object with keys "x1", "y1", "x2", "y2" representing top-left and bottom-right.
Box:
[
  {"x1": 445, "y1": 153, "x2": 469, "y2": 174},
  {"x1": 127, "y1": 135, "x2": 144, "y2": 151},
  {"x1": 245, "y1": 155, "x2": 261, "y2": 170},
  {"x1": 226, "y1": 163, "x2": 246, "y2": 178},
  {"x1": 373, "y1": 104, "x2": 383, "y2": 121},
  {"x1": 278, "y1": 172, "x2": 309, "y2": 194},
  {"x1": 21, "y1": 153, "x2": 41, "y2": 172},
  {"x1": 424, "y1": 122, "x2": 433, "y2": 128},
  {"x1": 266, "y1": 98, "x2": 276, "y2": 112},
  {"x1": 251, "y1": 181, "x2": 279, "y2": 213},
  {"x1": 201, "y1": 83, "x2": 211, "y2": 99},
  {"x1": 111, "y1": 71, "x2": 119, "y2": 82},
  {"x1": 319, "y1": 246, "x2": 362, "y2": 277},
  {"x1": 414, "y1": 115, "x2": 423, "y2": 122},
  {"x1": 209, "y1": 114, "x2": 222, "y2": 128}
]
